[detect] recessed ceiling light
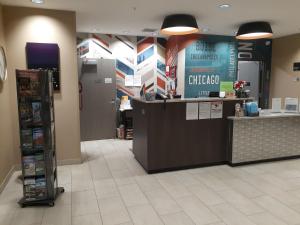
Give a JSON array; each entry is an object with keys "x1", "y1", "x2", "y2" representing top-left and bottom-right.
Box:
[
  {"x1": 31, "y1": 0, "x2": 44, "y2": 4},
  {"x1": 219, "y1": 4, "x2": 231, "y2": 8}
]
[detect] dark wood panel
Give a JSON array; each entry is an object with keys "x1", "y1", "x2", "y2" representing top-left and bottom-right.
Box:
[{"x1": 133, "y1": 99, "x2": 242, "y2": 173}]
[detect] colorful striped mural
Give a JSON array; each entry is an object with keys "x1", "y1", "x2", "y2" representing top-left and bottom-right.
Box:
[{"x1": 77, "y1": 33, "x2": 167, "y2": 98}]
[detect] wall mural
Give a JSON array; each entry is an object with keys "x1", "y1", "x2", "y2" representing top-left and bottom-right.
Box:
[
  {"x1": 77, "y1": 33, "x2": 167, "y2": 98},
  {"x1": 184, "y1": 35, "x2": 237, "y2": 98}
]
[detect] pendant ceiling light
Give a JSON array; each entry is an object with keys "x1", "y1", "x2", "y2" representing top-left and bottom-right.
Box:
[
  {"x1": 161, "y1": 14, "x2": 199, "y2": 35},
  {"x1": 236, "y1": 21, "x2": 273, "y2": 40}
]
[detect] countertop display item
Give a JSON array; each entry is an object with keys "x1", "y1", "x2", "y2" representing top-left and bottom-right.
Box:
[{"x1": 16, "y1": 69, "x2": 64, "y2": 207}]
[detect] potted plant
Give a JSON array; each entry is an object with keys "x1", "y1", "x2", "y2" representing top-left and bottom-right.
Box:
[{"x1": 234, "y1": 80, "x2": 248, "y2": 98}]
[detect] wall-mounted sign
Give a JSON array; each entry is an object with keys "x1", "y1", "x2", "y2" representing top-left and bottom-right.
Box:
[
  {"x1": 26, "y1": 42, "x2": 60, "y2": 91},
  {"x1": 293, "y1": 62, "x2": 300, "y2": 71},
  {"x1": 184, "y1": 35, "x2": 237, "y2": 98}
]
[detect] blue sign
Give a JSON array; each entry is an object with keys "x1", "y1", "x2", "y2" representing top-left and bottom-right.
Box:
[{"x1": 184, "y1": 35, "x2": 237, "y2": 98}]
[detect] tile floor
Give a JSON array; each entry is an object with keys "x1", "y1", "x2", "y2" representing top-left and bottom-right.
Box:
[{"x1": 1, "y1": 139, "x2": 300, "y2": 225}]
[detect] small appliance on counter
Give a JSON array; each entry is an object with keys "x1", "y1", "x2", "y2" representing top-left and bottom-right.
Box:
[{"x1": 245, "y1": 101, "x2": 259, "y2": 117}]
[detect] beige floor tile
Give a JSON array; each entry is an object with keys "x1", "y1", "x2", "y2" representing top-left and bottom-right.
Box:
[
  {"x1": 0, "y1": 202, "x2": 19, "y2": 216},
  {"x1": 42, "y1": 204, "x2": 71, "y2": 225},
  {"x1": 210, "y1": 203, "x2": 256, "y2": 225},
  {"x1": 173, "y1": 171, "x2": 201, "y2": 187},
  {"x1": 218, "y1": 189, "x2": 264, "y2": 215},
  {"x1": 118, "y1": 184, "x2": 148, "y2": 207},
  {"x1": 0, "y1": 212, "x2": 14, "y2": 225},
  {"x1": 161, "y1": 211, "x2": 195, "y2": 225},
  {"x1": 193, "y1": 173, "x2": 229, "y2": 192},
  {"x1": 89, "y1": 158, "x2": 113, "y2": 181},
  {"x1": 72, "y1": 190, "x2": 99, "y2": 216},
  {"x1": 112, "y1": 169, "x2": 136, "y2": 186},
  {"x1": 105, "y1": 154, "x2": 128, "y2": 172},
  {"x1": 3, "y1": 140, "x2": 300, "y2": 225},
  {"x1": 72, "y1": 177, "x2": 94, "y2": 192},
  {"x1": 187, "y1": 184, "x2": 224, "y2": 206},
  {"x1": 157, "y1": 176, "x2": 192, "y2": 199},
  {"x1": 72, "y1": 200, "x2": 100, "y2": 217},
  {"x1": 94, "y1": 179, "x2": 119, "y2": 199},
  {"x1": 98, "y1": 196, "x2": 131, "y2": 225},
  {"x1": 134, "y1": 175, "x2": 162, "y2": 193},
  {"x1": 253, "y1": 195, "x2": 300, "y2": 225},
  {"x1": 11, "y1": 208, "x2": 45, "y2": 225},
  {"x1": 248, "y1": 212, "x2": 288, "y2": 225},
  {"x1": 222, "y1": 178, "x2": 264, "y2": 198},
  {"x1": 144, "y1": 188, "x2": 181, "y2": 215},
  {"x1": 176, "y1": 195, "x2": 220, "y2": 225},
  {"x1": 259, "y1": 173, "x2": 300, "y2": 191},
  {"x1": 72, "y1": 213, "x2": 103, "y2": 225},
  {"x1": 127, "y1": 204, "x2": 164, "y2": 225}
]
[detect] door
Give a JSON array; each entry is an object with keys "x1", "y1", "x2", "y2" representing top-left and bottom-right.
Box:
[
  {"x1": 79, "y1": 58, "x2": 116, "y2": 141},
  {"x1": 238, "y1": 61, "x2": 260, "y2": 103}
]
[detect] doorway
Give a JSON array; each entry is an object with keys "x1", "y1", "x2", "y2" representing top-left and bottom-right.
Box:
[{"x1": 79, "y1": 58, "x2": 116, "y2": 141}]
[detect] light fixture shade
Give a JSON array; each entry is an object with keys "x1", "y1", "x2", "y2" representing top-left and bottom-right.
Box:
[
  {"x1": 236, "y1": 22, "x2": 273, "y2": 40},
  {"x1": 161, "y1": 14, "x2": 199, "y2": 35}
]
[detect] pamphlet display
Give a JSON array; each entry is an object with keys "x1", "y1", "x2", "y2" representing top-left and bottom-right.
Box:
[
  {"x1": 284, "y1": 97, "x2": 299, "y2": 113},
  {"x1": 271, "y1": 98, "x2": 282, "y2": 113},
  {"x1": 16, "y1": 69, "x2": 64, "y2": 207}
]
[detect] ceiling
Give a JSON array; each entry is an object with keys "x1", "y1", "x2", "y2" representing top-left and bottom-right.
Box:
[{"x1": 0, "y1": 0, "x2": 299, "y2": 38}]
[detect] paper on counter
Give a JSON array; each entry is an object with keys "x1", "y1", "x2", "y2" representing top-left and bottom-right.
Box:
[
  {"x1": 133, "y1": 74, "x2": 142, "y2": 87},
  {"x1": 199, "y1": 102, "x2": 211, "y2": 120},
  {"x1": 186, "y1": 103, "x2": 199, "y2": 120},
  {"x1": 125, "y1": 75, "x2": 134, "y2": 86},
  {"x1": 210, "y1": 101, "x2": 223, "y2": 119}
]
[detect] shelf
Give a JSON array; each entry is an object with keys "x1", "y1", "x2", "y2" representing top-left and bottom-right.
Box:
[
  {"x1": 17, "y1": 69, "x2": 61, "y2": 207},
  {"x1": 23, "y1": 174, "x2": 45, "y2": 179}
]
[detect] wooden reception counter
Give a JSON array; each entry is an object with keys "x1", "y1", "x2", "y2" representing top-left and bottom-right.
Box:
[{"x1": 132, "y1": 97, "x2": 249, "y2": 173}]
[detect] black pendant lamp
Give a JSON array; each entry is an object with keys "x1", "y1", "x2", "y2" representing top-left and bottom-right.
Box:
[
  {"x1": 236, "y1": 21, "x2": 273, "y2": 40},
  {"x1": 161, "y1": 14, "x2": 199, "y2": 35}
]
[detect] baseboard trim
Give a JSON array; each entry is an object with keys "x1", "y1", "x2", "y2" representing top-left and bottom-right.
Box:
[
  {"x1": 0, "y1": 158, "x2": 82, "y2": 194},
  {"x1": 57, "y1": 158, "x2": 82, "y2": 166},
  {"x1": 0, "y1": 165, "x2": 17, "y2": 194}
]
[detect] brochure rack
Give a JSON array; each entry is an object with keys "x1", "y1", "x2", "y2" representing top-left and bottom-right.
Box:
[{"x1": 16, "y1": 69, "x2": 64, "y2": 207}]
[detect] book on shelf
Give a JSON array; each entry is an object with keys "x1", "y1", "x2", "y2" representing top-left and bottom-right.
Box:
[
  {"x1": 33, "y1": 128, "x2": 44, "y2": 149},
  {"x1": 21, "y1": 129, "x2": 33, "y2": 150},
  {"x1": 24, "y1": 177, "x2": 35, "y2": 185},
  {"x1": 19, "y1": 98, "x2": 32, "y2": 123},
  {"x1": 35, "y1": 178, "x2": 47, "y2": 198},
  {"x1": 24, "y1": 184, "x2": 36, "y2": 200},
  {"x1": 18, "y1": 77, "x2": 31, "y2": 96},
  {"x1": 32, "y1": 101, "x2": 42, "y2": 124},
  {"x1": 30, "y1": 73, "x2": 41, "y2": 96},
  {"x1": 23, "y1": 156, "x2": 35, "y2": 176},
  {"x1": 35, "y1": 154, "x2": 45, "y2": 176}
]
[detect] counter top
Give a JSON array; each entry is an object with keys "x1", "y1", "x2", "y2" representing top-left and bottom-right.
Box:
[
  {"x1": 228, "y1": 112, "x2": 300, "y2": 120},
  {"x1": 133, "y1": 97, "x2": 251, "y2": 104}
]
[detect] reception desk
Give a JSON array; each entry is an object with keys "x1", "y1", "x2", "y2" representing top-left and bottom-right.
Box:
[
  {"x1": 228, "y1": 113, "x2": 300, "y2": 165},
  {"x1": 132, "y1": 97, "x2": 248, "y2": 173}
]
